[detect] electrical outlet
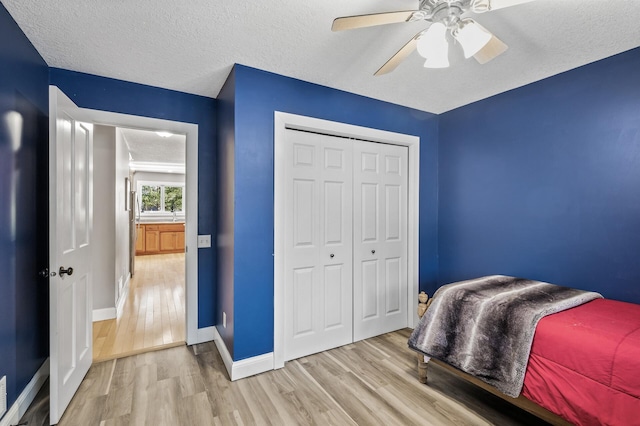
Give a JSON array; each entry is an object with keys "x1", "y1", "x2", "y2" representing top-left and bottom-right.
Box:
[
  {"x1": 0, "y1": 375, "x2": 6, "y2": 418},
  {"x1": 223, "y1": 312, "x2": 227, "y2": 328},
  {"x1": 197, "y1": 234, "x2": 211, "y2": 248}
]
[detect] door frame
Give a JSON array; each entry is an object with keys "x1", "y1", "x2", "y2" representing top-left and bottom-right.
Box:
[
  {"x1": 50, "y1": 94, "x2": 200, "y2": 346},
  {"x1": 273, "y1": 112, "x2": 420, "y2": 369}
]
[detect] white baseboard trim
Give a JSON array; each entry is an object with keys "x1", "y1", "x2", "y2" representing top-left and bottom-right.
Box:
[
  {"x1": 195, "y1": 326, "x2": 217, "y2": 344},
  {"x1": 92, "y1": 307, "x2": 116, "y2": 322},
  {"x1": 116, "y1": 273, "x2": 131, "y2": 318},
  {"x1": 212, "y1": 326, "x2": 233, "y2": 379},
  {"x1": 211, "y1": 327, "x2": 273, "y2": 381},
  {"x1": 0, "y1": 358, "x2": 49, "y2": 426},
  {"x1": 232, "y1": 352, "x2": 274, "y2": 381}
]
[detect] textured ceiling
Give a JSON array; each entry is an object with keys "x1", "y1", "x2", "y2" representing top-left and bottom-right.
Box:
[
  {"x1": 3, "y1": 0, "x2": 640, "y2": 113},
  {"x1": 120, "y1": 128, "x2": 185, "y2": 164}
]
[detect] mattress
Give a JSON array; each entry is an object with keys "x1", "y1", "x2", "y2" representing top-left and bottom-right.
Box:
[{"x1": 522, "y1": 298, "x2": 640, "y2": 426}]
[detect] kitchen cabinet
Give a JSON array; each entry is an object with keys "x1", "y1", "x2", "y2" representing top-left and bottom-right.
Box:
[
  {"x1": 136, "y1": 223, "x2": 185, "y2": 255},
  {"x1": 135, "y1": 226, "x2": 145, "y2": 252}
]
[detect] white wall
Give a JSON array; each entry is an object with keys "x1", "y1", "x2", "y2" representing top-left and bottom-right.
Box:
[
  {"x1": 115, "y1": 129, "x2": 131, "y2": 304},
  {"x1": 92, "y1": 125, "x2": 116, "y2": 310},
  {"x1": 92, "y1": 126, "x2": 131, "y2": 317}
]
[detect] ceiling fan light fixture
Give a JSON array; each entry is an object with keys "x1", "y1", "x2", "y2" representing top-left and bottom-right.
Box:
[
  {"x1": 453, "y1": 19, "x2": 492, "y2": 58},
  {"x1": 417, "y1": 22, "x2": 450, "y2": 68}
]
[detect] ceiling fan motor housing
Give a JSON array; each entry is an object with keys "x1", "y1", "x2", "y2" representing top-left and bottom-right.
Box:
[{"x1": 412, "y1": 0, "x2": 476, "y2": 27}]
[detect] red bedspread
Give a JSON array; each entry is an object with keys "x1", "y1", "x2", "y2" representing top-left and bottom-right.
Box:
[{"x1": 522, "y1": 298, "x2": 640, "y2": 426}]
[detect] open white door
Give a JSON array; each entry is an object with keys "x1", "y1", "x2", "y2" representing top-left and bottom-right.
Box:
[{"x1": 49, "y1": 86, "x2": 93, "y2": 425}]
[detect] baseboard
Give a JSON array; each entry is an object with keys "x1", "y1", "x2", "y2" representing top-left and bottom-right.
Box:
[
  {"x1": 0, "y1": 358, "x2": 49, "y2": 426},
  {"x1": 116, "y1": 273, "x2": 131, "y2": 318},
  {"x1": 92, "y1": 307, "x2": 116, "y2": 322},
  {"x1": 231, "y1": 352, "x2": 274, "y2": 381},
  {"x1": 212, "y1": 327, "x2": 233, "y2": 379},
  {"x1": 195, "y1": 326, "x2": 217, "y2": 344},
  {"x1": 211, "y1": 327, "x2": 273, "y2": 381}
]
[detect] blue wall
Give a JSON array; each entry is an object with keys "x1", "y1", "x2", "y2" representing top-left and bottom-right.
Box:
[
  {"x1": 221, "y1": 65, "x2": 439, "y2": 361},
  {"x1": 49, "y1": 69, "x2": 218, "y2": 328},
  {"x1": 438, "y1": 47, "x2": 640, "y2": 304},
  {"x1": 0, "y1": 3, "x2": 49, "y2": 412},
  {"x1": 216, "y1": 67, "x2": 236, "y2": 354}
]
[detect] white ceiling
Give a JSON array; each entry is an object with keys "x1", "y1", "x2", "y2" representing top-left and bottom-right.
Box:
[
  {"x1": 3, "y1": 0, "x2": 640, "y2": 113},
  {"x1": 120, "y1": 127, "x2": 185, "y2": 165}
]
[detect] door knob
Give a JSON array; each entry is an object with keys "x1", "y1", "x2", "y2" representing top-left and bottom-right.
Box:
[
  {"x1": 59, "y1": 267, "x2": 74, "y2": 277},
  {"x1": 371, "y1": 250, "x2": 376, "y2": 254},
  {"x1": 330, "y1": 254, "x2": 335, "y2": 258}
]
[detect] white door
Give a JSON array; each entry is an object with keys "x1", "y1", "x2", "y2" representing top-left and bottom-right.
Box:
[
  {"x1": 49, "y1": 87, "x2": 93, "y2": 425},
  {"x1": 353, "y1": 141, "x2": 408, "y2": 342},
  {"x1": 283, "y1": 130, "x2": 353, "y2": 361}
]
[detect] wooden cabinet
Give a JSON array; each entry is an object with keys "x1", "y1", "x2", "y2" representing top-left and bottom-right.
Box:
[
  {"x1": 145, "y1": 226, "x2": 160, "y2": 253},
  {"x1": 136, "y1": 223, "x2": 185, "y2": 255},
  {"x1": 176, "y1": 231, "x2": 185, "y2": 250},
  {"x1": 135, "y1": 226, "x2": 145, "y2": 252}
]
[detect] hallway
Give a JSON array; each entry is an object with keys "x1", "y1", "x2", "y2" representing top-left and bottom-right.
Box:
[{"x1": 92, "y1": 253, "x2": 185, "y2": 362}]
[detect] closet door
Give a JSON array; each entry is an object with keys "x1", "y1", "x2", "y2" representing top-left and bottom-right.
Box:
[
  {"x1": 283, "y1": 130, "x2": 353, "y2": 361},
  {"x1": 353, "y1": 141, "x2": 408, "y2": 342}
]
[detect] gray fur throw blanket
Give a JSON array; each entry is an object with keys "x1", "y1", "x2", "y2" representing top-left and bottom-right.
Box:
[{"x1": 408, "y1": 275, "x2": 602, "y2": 397}]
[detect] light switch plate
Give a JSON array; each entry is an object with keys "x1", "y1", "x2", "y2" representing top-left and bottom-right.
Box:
[{"x1": 197, "y1": 235, "x2": 211, "y2": 248}]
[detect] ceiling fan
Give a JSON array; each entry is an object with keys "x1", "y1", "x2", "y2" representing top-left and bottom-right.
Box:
[{"x1": 332, "y1": 0, "x2": 535, "y2": 75}]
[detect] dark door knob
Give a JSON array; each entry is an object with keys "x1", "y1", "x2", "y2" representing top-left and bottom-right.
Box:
[
  {"x1": 371, "y1": 250, "x2": 376, "y2": 254},
  {"x1": 59, "y1": 267, "x2": 74, "y2": 277},
  {"x1": 330, "y1": 254, "x2": 335, "y2": 258}
]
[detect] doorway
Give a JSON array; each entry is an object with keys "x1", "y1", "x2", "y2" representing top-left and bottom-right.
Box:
[
  {"x1": 92, "y1": 127, "x2": 188, "y2": 362},
  {"x1": 67, "y1": 108, "x2": 200, "y2": 338},
  {"x1": 64, "y1": 106, "x2": 200, "y2": 346}
]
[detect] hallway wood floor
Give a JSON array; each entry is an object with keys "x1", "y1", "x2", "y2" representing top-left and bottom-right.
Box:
[
  {"x1": 93, "y1": 253, "x2": 185, "y2": 362},
  {"x1": 21, "y1": 329, "x2": 548, "y2": 426}
]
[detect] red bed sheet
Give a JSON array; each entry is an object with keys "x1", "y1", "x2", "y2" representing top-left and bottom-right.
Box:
[{"x1": 522, "y1": 298, "x2": 640, "y2": 426}]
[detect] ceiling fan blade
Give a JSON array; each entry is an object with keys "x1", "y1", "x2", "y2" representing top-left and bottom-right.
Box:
[
  {"x1": 473, "y1": 34, "x2": 508, "y2": 64},
  {"x1": 375, "y1": 31, "x2": 425, "y2": 76},
  {"x1": 332, "y1": 11, "x2": 417, "y2": 32},
  {"x1": 472, "y1": 0, "x2": 535, "y2": 13}
]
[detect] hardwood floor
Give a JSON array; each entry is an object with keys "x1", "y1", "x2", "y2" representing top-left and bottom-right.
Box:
[
  {"x1": 21, "y1": 329, "x2": 549, "y2": 426},
  {"x1": 93, "y1": 253, "x2": 185, "y2": 362}
]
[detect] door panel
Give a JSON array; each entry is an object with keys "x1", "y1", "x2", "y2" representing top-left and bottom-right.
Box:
[
  {"x1": 292, "y1": 267, "x2": 314, "y2": 336},
  {"x1": 75, "y1": 122, "x2": 90, "y2": 247},
  {"x1": 361, "y1": 183, "x2": 378, "y2": 242},
  {"x1": 324, "y1": 264, "x2": 344, "y2": 328},
  {"x1": 324, "y1": 181, "x2": 343, "y2": 244},
  {"x1": 385, "y1": 257, "x2": 402, "y2": 313},
  {"x1": 361, "y1": 260, "x2": 379, "y2": 319},
  {"x1": 353, "y1": 141, "x2": 408, "y2": 342},
  {"x1": 293, "y1": 179, "x2": 314, "y2": 246},
  {"x1": 385, "y1": 185, "x2": 401, "y2": 240},
  {"x1": 284, "y1": 130, "x2": 353, "y2": 361},
  {"x1": 49, "y1": 87, "x2": 93, "y2": 425}
]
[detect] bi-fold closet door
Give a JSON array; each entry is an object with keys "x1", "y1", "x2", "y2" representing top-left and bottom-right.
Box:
[{"x1": 283, "y1": 129, "x2": 408, "y2": 362}]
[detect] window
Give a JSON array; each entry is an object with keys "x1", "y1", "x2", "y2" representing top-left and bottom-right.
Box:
[
  {"x1": 139, "y1": 183, "x2": 185, "y2": 214},
  {"x1": 164, "y1": 186, "x2": 183, "y2": 212}
]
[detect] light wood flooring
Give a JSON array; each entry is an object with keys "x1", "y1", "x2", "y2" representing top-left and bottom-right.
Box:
[
  {"x1": 21, "y1": 329, "x2": 549, "y2": 426},
  {"x1": 93, "y1": 253, "x2": 185, "y2": 362}
]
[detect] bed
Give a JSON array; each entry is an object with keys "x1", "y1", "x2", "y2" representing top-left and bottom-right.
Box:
[{"x1": 411, "y1": 276, "x2": 640, "y2": 426}]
